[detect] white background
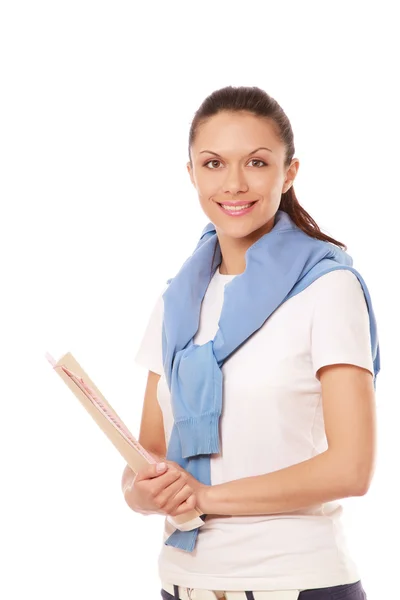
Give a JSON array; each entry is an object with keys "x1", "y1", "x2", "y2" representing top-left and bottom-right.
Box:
[{"x1": 1, "y1": 2, "x2": 398, "y2": 599}]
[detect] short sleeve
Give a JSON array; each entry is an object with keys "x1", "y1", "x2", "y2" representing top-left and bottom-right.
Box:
[
  {"x1": 311, "y1": 269, "x2": 374, "y2": 379},
  {"x1": 134, "y1": 287, "x2": 166, "y2": 376}
]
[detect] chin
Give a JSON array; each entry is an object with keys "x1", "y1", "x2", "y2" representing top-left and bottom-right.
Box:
[
  {"x1": 207, "y1": 202, "x2": 277, "y2": 236},
  {"x1": 214, "y1": 220, "x2": 267, "y2": 241}
]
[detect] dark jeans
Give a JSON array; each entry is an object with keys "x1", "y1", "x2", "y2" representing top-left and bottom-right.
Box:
[{"x1": 161, "y1": 580, "x2": 367, "y2": 600}]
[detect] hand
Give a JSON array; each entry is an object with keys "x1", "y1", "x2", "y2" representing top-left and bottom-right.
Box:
[
  {"x1": 164, "y1": 460, "x2": 210, "y2": 515},
  {"x1": 121, "y1": 451, "x2": 164, "y2": 494},
  {"x1": 122, "y1": 461, "x2": 197, "y2": 517}
]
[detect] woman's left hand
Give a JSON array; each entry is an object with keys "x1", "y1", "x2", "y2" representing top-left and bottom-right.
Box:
[{"x1": 165, "y1": 460, "x2": 210, "y2": 514}]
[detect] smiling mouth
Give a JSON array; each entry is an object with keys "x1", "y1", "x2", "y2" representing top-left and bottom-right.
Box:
[{"x1": 217, "y1": 201, "x2": 258, "y2": 212}]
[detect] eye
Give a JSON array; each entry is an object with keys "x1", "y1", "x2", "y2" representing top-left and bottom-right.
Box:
[
  {"x1": 204, "y1": 159, "x2": 222, "y2": 169},
  {"x1": 249, "y1": 159, "x2": 267, "y2": 168}
]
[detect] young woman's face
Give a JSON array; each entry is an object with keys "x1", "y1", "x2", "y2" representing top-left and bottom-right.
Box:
[{"x1": 187, "y1": 111, "x2": 299, "y2": 241}]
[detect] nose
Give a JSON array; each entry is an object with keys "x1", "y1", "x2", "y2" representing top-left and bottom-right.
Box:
[{"x1": 221, "y1": 165, "x2": 249, "y2": 195}]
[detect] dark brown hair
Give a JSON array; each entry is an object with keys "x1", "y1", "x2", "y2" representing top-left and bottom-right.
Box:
[{"x1": 188, "y1": 85, "x2": 346, "y2": 250}]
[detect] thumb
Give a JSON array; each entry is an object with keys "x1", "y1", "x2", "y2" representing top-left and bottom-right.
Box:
[{"x1": 135, "y1": 461, "x2": 168, "y2": 483}]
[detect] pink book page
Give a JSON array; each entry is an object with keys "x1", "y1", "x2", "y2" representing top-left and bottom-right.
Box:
[
  {"x1": 45, "y1": 351, "x2": 205, "y2": 531},
  {"x1": 45, "y1": 352, "x2": 156, "y2": 465}
]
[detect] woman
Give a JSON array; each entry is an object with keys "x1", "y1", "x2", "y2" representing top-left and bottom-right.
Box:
[{"x1": 122, "y1": 86, "x2": 378, "y2": 600}]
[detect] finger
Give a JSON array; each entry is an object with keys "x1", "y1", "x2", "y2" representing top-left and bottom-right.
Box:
[
  {"x1": 163, "y1": 484, "x2": 195, "y2": 515},
  {"x1": 165, "y1": 460, "x2": 184, "y2": 473},
  {"x1": 168, "y1": 493, "x2": 198, "y2": 516},
  {"x1": 148, "y1": 470, "x2": 186, "y2": 500},
  {"x1": 135, "y1": 462, "x2": 168, "y2": 482},
  {"x1": 154, "y1": 475, "x2": 189, "y2": 508},
  {"x1": 123, "y1": 469, "x2": 175, "y2": 505},
  {"x1": 149, "y1": 473, "x2": 190, "y2": 512}
]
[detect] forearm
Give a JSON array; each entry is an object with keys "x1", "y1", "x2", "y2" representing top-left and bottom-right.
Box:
[{"x1": 203, "y1": 449, "x2": 363, "y2": 516}]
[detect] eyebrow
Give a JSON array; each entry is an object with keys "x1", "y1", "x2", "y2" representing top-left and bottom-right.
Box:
[{"x1": 199, "y1": 146, "x2": 273, "y2": 156}]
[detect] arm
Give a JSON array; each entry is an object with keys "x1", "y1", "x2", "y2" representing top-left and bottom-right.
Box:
[
  {"x1": 200, "y1": 363, "x2": 376, "y2": 516},
  {"x1": 121, "y1": 370, "x2": 166, "y2": 497},
  {"x1": 122, "y1": 370, "x2": 198, "y2": 517},
  {"x1": 137, "y1": 370, "x2": 166, "y2": 460}
]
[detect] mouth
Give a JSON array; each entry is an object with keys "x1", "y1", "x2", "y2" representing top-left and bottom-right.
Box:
[{"x1": 217, "y1": 200, "x2": 258, "y2": 217}]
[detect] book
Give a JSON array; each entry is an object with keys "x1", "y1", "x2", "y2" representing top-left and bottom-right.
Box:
[{"x1": 45, "y1": 351, "x2": 205, "y2": 532}]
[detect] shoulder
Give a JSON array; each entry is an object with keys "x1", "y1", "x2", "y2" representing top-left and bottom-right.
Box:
[
  {"x1": 309, "y1": 268, "x2": 370, "y2": 330},
  {"x1": 308, "y1": 269, "x2": 366, "y2": 306},
  {"x1": 309, "y1": 269, "x2": 374, "y2": 377},
  {"x1": 311, "y1": 268, "x2": 362, "y2": 291}
]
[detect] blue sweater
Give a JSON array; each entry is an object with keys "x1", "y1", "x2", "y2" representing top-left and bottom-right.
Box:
[{"x1": 161, "y1": 210, "x2": 380, "y2": 552}]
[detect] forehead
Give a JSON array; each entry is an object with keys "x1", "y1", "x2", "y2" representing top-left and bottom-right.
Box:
[{"x1": 193, "y1": 111, "x2": 282, "y2": 155}]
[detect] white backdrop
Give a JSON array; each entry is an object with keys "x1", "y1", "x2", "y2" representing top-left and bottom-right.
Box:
[{"x1": 1, "y1": 2, "x2": 398, "y2": 599}]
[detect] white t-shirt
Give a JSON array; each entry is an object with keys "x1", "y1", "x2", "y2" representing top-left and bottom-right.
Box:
[{"x1": 135, "y1": 268, "x2": 374, "y2": 591}]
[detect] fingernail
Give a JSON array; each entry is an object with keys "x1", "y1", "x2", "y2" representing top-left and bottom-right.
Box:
[{"x1": 156, "y1": 462, "x2": 166, "y2": 472}]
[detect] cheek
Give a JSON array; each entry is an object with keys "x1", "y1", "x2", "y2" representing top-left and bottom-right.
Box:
[
  {"x1": 256, "y1": 170, "x2": 285, "y2": 199},
  {"x1": 252, "y1": 172, "x2": 270, "y2": 192},
  {"x1": 195, "y1": 172, "x2": 220, "y2": 197},
  {"x1": 253, "y1": 168, "x2": 278, "y2": 187}
]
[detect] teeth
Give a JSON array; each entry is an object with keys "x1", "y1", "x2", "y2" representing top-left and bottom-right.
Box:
[{"x1": 221, "y1": 203, "x2": 253, "y2": 211}]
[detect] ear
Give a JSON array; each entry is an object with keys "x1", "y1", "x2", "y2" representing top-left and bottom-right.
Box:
[
  {"x1": 187, "y1": 161, "x2": 196, "y2": 187},
  {"x1": 283, "y1": 158, "x2": 300, "y2": 193}
]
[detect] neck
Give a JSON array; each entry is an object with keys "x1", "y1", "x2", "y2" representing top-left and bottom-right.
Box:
[
  {"x1": 217, "y1": 217, "x2": 276, "y2": 275},
  {"x1": 218, "y1": 243, "x2": 246, "y2": 275}
]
